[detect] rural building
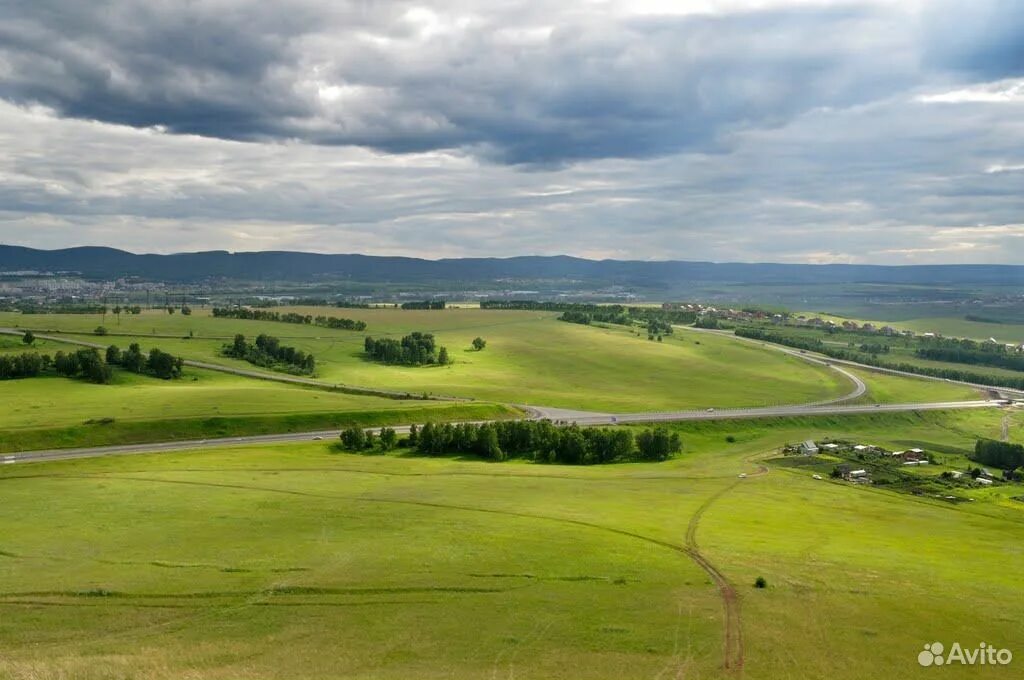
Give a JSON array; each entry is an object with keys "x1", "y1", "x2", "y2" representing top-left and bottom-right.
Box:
[
  {"x1": 800, "y1": 440, "x2": 819, "y2": 455},
  {"x1": 977, "y1": 478, "x2": 994, "y2": 486}
]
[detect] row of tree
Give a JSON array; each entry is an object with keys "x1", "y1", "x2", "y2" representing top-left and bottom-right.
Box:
[
  {"x1": 1, "y1": 343, "x2": 184, "y2": 383},
  {"x1": 212, "y1": 307, "x2": 367, "y2": 331},
  {"x1": 405, "y1": 421, "x2": 682, "y2": 464},
  {"x1": 105, "y1": 343, "x2": 184, "y2": 379},
  {"x1": 364, "y1": 333, "x2": 451, "y2": 365},
  {"x1": 485, "y1": 300, "x2": 697, "y2": 327},
  {"x1": 339, "y1": 426, "x2": 399, "y2": 451},
  {"x1": 400, "y1": 300, "x2": 446, "y2": 310},
  {"x1": 0, "y1": 352, "x2": 47, "y2": 380},
  {"x1": 225, "y1": 334, "x2": 316, "y2": 374},
  {"x1": 916, "y1": 346, "x2": 1024, "y2": 372},
  {"x1": 54, "y1": 349, "x2": 112, "y2": 383},
  {"x1": 973, "y1": 439, "x2": 1024, "y2": 471}
]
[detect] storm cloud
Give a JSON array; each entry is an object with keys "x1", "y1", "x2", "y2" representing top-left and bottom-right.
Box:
[{"x1": 1, "y1": 0, "x2": 1022, "y2": 262}]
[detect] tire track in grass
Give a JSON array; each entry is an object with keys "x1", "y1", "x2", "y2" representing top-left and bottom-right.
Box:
[
  {"x1": 22, "y1": 472, "x2": 736, "y2": 673},
  {"x1": 682, "y1": 461, "x2": 768, "y2": 673}
]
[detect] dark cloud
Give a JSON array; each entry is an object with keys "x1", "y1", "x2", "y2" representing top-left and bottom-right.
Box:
[
  {"x1": 0, "y1": 1, "x2": 926, "y2": 164},
  {"x1": 2, "y1": 1, "x2": 1023, "y2": 264},
  {"x1": 924, "y1": 0, "x2": 1024, "y2": 79}
]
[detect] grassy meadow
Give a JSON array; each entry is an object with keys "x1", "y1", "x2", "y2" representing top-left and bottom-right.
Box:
[
  {"x1": 1, "y1": 307, "x2": 853, "y2": 411},
  {"x1": 1, "y1": 408, "x2": 1021, "y2": 679}
]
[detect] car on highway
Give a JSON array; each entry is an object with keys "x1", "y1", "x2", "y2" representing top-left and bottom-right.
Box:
[
  {"x1": 706, "y1": 407, "x2": 715, "y2": 412},
  {"x1": 312, "y1": 436, "x2": 323, "y2": 441}
]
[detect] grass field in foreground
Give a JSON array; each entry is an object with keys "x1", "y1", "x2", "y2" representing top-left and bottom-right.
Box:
[
  {"x1": 1, "y1": 409, "x2": 1021, "y2": 679},
  {"x1": 0, "y1": 307, "x2": 851, "y2": 411}
]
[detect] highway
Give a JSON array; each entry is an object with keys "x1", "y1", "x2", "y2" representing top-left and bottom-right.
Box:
[
  {"x1": 2, "y1": 400, "x2": 1002, "y2": 465},
  {"x1": 676, "y1": 323, "x2": 1024, "y2": 400},
  {"x1": 0, "y1": 323, "x2": 1011, "y2": 466}
]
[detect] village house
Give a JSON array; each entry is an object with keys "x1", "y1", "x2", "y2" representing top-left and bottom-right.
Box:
[{"x1": 799, "y1": 440, "x2": 819, "y2": 455}]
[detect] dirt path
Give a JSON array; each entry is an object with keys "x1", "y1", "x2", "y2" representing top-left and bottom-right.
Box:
[
  {"x1": 682, "y1": 462, "x2": 767, "y2": 673},
  {"x1": 684, "y1": 482, "x2": 744, "y2": 673},
  {"x1": 1002, "y1": 414, "x2": 1010, "y2": 442}
]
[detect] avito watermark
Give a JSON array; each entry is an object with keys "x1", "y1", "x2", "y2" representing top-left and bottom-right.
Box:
[{"x1": 919, "y1": 642, "x2": 1013, "y2": 667}]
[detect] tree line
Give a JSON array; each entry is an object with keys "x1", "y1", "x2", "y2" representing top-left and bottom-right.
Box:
[
  {"x1": 225, "y1": 334, "x2": 316, "y2": 374},
  {"x1": 400, "y1": 300, "x2": 446, "y2": 310},
  {"x1": 364, "y1": 332, "x2": 450, "y2": 365},
  {"x1": 916, "y1": 345, "x2": 1024, "y2": 372},
  {"x1": 336, "y1": 420, "x2": 682, "y2": 464},
  {"x1": 973, "y1": 439, "x2": 1024, "y2": 471},
  {"x1": 734, "y1": 326, "x2": 1024, "y2": 390},
  {"x1": 212, "y1": 307, "x2": 367, "y2": 331},
  {"x1": 1, "y1": 343, "x2": 184, "y2": 383}
]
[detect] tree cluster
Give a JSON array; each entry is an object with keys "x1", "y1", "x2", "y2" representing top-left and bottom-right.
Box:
[
  {"x1": 224, "y1": 334, "x2": 315, "y2": 374},
  {"x1": 400, "y1": 300, "x2": 446, "y2": 310},
  {"x1": 973, "y1": 439, "x2": 1024, "y2": 471},
  {"x1": 409, "y1": 420, "x2": 681, "y2": 464},
  {"x1": 0, "y1": 352, "x2": 47, "y2": 380},
  {"x1": 364, "y1": 332, "x2": 450, "y2": 365},
  {"x1": 105, "y1": 343, "x2": 184, "y2": 379},
  {"x1": 212, "y1": 307, "x2": 366, "y2": 331},
  {"x1": 339, "y1": 426, "x2": 398, "y2": 452},
  {"x1": 54, "y1": 348, "x2": 112, "y2": 384}
]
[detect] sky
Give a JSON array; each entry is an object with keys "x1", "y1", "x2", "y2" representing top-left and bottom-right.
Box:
[{"x1": 0, "y1": 0, "x2": 1022, "y2": 264}]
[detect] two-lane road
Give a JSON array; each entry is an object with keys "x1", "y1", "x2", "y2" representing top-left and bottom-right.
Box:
[{"x1": 2, "y1": 400, "x2": 1002, "y2": 465}]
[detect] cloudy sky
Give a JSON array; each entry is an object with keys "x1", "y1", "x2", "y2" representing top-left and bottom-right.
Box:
[{"x1": 1, "y1": 0, "x2": 1022, "y2": 263}]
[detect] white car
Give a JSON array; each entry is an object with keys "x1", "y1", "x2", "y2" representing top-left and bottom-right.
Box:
[
  {"x1": 813, "y1": 474, "x2": 823, "y2": 480},
  {"x1": 738, "y1": 473, "x2": 747, "y2": 479},
  {"x1": 312, "y1": 436, "x2": 323, "y2": 441}
]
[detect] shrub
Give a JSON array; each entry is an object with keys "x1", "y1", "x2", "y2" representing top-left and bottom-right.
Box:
[{"x1": 754, "y1": 576, "x2": 767, "y2": 589}]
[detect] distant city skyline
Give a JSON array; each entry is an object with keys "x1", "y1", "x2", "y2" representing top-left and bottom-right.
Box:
[{"x1": 1, "y1": 0, "x2": 1022, "y2": 264}]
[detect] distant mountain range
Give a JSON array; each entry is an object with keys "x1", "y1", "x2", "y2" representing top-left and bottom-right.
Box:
[{"x1": 1, "y1": 245, "x2": 1020, "y2": 288}]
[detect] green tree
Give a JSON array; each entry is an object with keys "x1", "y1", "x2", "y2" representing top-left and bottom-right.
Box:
[
  {"x1": 94, "y1": 326, "x2": 108, "y2": 336},
  {"x1": 438, "y1": 346, "x2": 450, "y2": 365},
  {"x1": 472, "y1": 337, "x2": 487, "y2": 351},
  {"x1": 21, "y1": 330, "x2": 34, "y2": 345},
  {"x1": 105, "y1": 345, "x2": 121, "y2": 365},
  {"x1": 379, "y1": 427, "x2": 398, "y2": 451},
  {"x1": 476, "y1": 425, "x2": 503, "y2": 460},
  {"x1": 339, "y1": 426, "x2": 366, "y2": 451}
]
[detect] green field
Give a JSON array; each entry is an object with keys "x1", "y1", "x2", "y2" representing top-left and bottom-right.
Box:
[
  {"x1": 1, "y1": 307, "x2": 854, "y2": 411},
  {"x1": 0, "y1": 358, "x2": 516, "y2": 452},
  {"x1": 1, "y1": 409, "x2": 1021, "y2": 679}
]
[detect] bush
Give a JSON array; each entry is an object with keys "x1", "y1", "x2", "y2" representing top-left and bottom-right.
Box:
[
  {"x1": 754, "y1": 576, "x2": 767, "y2": 589},
  {"x1": 725, "y1": 435, "x2": 736, "y2": 443}
]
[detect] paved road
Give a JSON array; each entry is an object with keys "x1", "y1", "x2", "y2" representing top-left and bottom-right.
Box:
[
  {"x1": 678, "y1": 324, "x2": 1024, "y2": 400},
  {"x1": 2, "y1": 400, "x2": 1002, "y2": 465},
  {"x1": 0, "y1": 328, "x2": 465, "y2": 402}
]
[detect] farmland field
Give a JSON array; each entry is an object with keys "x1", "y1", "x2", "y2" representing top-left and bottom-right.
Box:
[{"x1": 1, "y1": 409, "x2": 1021, "y2": 679}]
